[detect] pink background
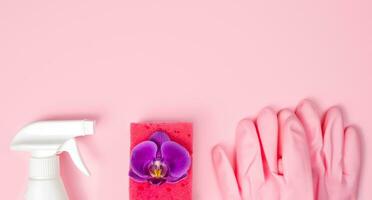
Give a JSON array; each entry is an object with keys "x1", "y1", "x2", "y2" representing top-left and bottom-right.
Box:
[{"x1": 0, "y1": 0, "x2": 371, "y2": 199}]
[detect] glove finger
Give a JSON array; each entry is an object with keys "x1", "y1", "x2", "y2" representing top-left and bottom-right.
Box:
[
  {"x1": 279, "y1": 109, "x2": 313, "y2": 188},
  {"x1": 277, "y1": 109, "x2": 293, "y2": 175},
  {"x1": 256, "y1": 107, "x2": 279, "y2": 174},
  {"x1": 236, "y1": 119, "x2": 265, "y2": 199},
  {"x1": 295, "y1": 99, "x2": 323, "y2": 156},
  {"x1": 323, "y1": 107, "x2": 344, "y2": 181},
  {"x1": 343, "y1": 126, "x2": 361, "y2": 183},
  {"x1": 212, "y1": 145, "x2": 241, "y2": 200}
]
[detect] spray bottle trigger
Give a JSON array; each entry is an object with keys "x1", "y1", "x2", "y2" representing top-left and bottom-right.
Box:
[{"x1": 59, "y1": 138, "x2": 90, "y2": 176}]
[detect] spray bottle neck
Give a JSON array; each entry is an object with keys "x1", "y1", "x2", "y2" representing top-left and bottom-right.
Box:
[{"x1": 29, "y1": 156, "x2": 60, "y2": 179}]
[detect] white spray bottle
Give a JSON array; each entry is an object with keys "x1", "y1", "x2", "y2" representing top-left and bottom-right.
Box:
[{"x1": 10, "y1": 120, "x2": 95, "y2": 200}]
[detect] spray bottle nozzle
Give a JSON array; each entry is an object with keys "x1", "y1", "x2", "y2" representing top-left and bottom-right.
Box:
[{"x1": 11, "y1": 120, "x2": 95, "y2": 176}]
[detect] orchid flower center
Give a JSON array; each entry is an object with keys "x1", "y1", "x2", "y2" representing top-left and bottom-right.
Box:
[{"x1": 148, "y1": 160, "x2": 168, "y2": 179}]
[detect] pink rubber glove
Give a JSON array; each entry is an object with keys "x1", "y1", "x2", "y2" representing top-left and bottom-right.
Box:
[
  {"x1": 296, "y1": 100, "x2": 361, "y2": 200},
  {"x1": 212, "y1": 108, "x2": 313, "y2": 200}
]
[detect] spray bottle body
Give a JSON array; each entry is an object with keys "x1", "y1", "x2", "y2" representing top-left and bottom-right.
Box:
[
  {"x1": 26, "y1": 177, "x2": 68, "y2": 200},
  {"x1": 25, "y1": 155, "x2": 68, "y2": 200}
]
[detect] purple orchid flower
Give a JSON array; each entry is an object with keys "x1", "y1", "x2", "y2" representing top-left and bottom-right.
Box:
[{"x1": 129, "y1": 131, "x2": 191, "y2": 185}]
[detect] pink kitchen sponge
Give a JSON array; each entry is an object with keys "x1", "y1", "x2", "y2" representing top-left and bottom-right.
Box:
[{"x1": 130, "y1": 122, "x2": 193, "y2": 200}]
